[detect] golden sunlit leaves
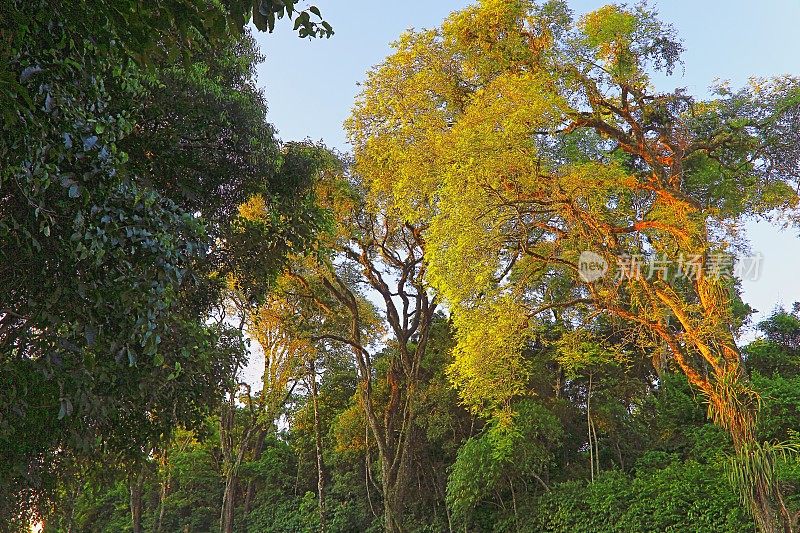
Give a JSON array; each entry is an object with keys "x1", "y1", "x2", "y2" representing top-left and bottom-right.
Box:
[
  {"x1": 238, "y1": 193, "x2": 269, "y2": 222},
  {"x1": 245, "y1": 294, "x2": 311, "y2": 423},
  {"x1": 346, "y1": 7, "x2": 800, "y2": 499},
  {"x1": 448, "y1": 295, "x2": 532, "y2": 416},
  {"x1": 580, "y1": 5, "x2": 638, "y2": 77},
  {"x1": 444, "y1": 0, "x2": 537, "y2": 80},
  {"x1": 554, "y1": 329, "x2": 626, "y2": 379}
]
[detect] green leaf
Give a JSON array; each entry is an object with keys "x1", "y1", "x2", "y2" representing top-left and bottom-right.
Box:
[
  {"x1": 252, "y1": 0, "x2": 268, "y2": 30},
  {"x1": 85, "y1": 325, "x2": 96, "y2": 346},
  {"x1": 58, "y1": 398, "x2": 73, "y2": 420}
]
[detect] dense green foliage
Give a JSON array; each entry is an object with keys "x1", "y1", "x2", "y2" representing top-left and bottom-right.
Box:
[
  {"x1": 0, "y1": 0, "x2": 331, "y2": 528},
  {"x1": 40, "y1": 310, "x2": 800, "y2": 532}
]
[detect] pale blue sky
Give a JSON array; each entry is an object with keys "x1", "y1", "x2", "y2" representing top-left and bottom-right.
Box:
[{"x1": 253, "y1": 1, "x2": 800, "y2": 337}]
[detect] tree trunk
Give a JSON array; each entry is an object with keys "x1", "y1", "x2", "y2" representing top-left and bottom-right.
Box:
[
  {"x1": 221, "y1": 421, "x2": 257, "y2": 533},
  {"x1": 220, "y1": 473, "x2": 237, "y2": 533},
  {"x1": 509, "y1": 477, "x2": 520, "y2": 533},
  {"x1": 65, "y1": 483, "x2": 81, "y2": 533},
  {"x1": 372, "y1": 382, "x2": 415, "y2": 533},
  {"x1": 431, "y1": 466, "x2": 453, "y2": 533},
  {"x1": 339, "y1": 304, "x2": 413, "y2": 533},
  {"x1": 587, "y1": 372, "x2": 594, "y2": 483},
  {"x1": 129, "y1": 467, "x2": 145, "y2": 533},
  {"x1": 308, "y1": 223, "x2": 435, "y2": 533},
  {"x1": 381, "y1": 481, "x2": 405, "y2": 533},
  {"x1": 365, "y1": 423, "x2": 379, "y2": 518},
  {"x1": 309, "y1": 359, "x2": 327, "y2": 533},
  {"x1": 219, "y1": 394, "x2": 238, "y2": 533},
  {"x1": 243, "y1": 429, "x2": 268, "y2": 516},
  {"x1": 155, "y1": 460, "x2": 171, "y2": 533}
]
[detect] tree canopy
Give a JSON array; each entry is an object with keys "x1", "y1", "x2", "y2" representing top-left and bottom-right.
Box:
[
  {"x1": 4, "y1": 1, "x2": 800, "y2": 532},
  {"x1": 0, "y1": 0, "x2": 332, "y2": 526},
  {"x1": 348, "y1": 3, "x2": 800, "y2": 528}
]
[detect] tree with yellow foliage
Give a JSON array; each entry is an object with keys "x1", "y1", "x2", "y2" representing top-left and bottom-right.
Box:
[
  {"x1": 347, "y1": 1, "x2": 800, "y2": 530},
  {"x1": 272, "y1": 162, "x2": 440, "y2": 532}
]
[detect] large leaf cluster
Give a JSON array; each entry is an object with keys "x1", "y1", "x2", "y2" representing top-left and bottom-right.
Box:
[{"x1": 0, "y1": 0, "x2": 332, "y2": 523}]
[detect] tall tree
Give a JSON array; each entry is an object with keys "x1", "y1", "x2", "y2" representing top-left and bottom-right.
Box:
[
  {"x1": 0, "y1": 0, "x2": 331, "y2": 524},
  {"x1": 275, "y1": 164, "x2": 439, "y2": 531},
  {"x1": 346, "y1": 1, "x2": 800, "y2": 530},
  {"x1": 217, "y1": 285, "x2": 317, "y2": 533}
]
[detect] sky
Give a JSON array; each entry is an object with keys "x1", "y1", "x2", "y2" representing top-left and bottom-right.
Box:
[{"x1": 252, "y1": 0, "x2": 800, "y2": 339}]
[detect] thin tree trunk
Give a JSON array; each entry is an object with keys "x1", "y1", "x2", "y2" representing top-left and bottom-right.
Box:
[
  {"x1": 243, "y1": 429, "x2": 267, "y2": 516},
  {"x1": 509, "y1": 477, "x2": 520, "y2": 533},
  {"x1": 427, "y1": 464, "x2": 453, "y2": 532},
  {"x1": 776, "y1": 487, "x2": 796, "y2": 533},
  {"x1": 614, "y1": 439, "x2": 624, "y2": 470},
  {"x1": 309, "y1": 359, "x2": 327, "y2": 533},
  {"x1": 430, "y1": 467, "x2": 453, "y2": 533},
  {"x1": 219, "y1": 394, "x2": 240, "y2": 533},
  {"x1": 555, "y1": 363, "x2": 563, "y2": 399},
  {"x1": 65, "y1": 483, "x2": 81, "y2": 533},
  {"x1": 592, "y1": 417, "x2": 600, "y2": 475},
  {"x1": 587, "y1": 372, "x2": 594, "y2": 483},
  {"x1": 365, "y1": 422, "x2": 378, "y2": 518},
  {"x1": 129, "y1": 466, "x2": 145, "y2": 533},
  {"x1": 221, "y1": 426, "x2": 256, "y2": 533},
  {"x1": 220, "y1": 466, "x2": 239, "y2": 533},
  {"x1": 444, "y1": 487, "x2": 453, "y2": 533},
  {"x1": 155, "y1": 459, "x2": 170, "y2": 533}
]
